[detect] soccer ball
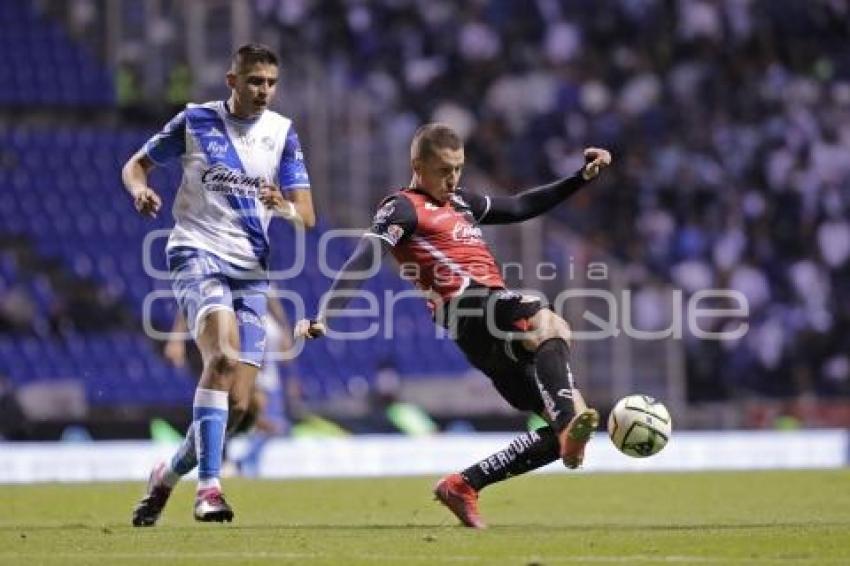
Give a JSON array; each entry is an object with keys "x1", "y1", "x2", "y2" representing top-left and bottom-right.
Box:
[{"x1": 607, "y1": 395, "x2": 672, "y2": 458}]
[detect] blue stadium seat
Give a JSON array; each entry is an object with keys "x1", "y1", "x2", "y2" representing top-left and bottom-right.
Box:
[{"x1": 0, "y1": 4, "x2": 114, "y2": 107}]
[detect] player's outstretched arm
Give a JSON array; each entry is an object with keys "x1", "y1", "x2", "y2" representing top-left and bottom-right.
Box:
[
  {"x1": 121, "y1": 151, "x2": 162, "y2": 218},
  {"x1": 294, "y1": 235, "x2": 390, "y2": 339},
  {"x1": 480, "y1": 147, "x2": 612, "y2": 225}
]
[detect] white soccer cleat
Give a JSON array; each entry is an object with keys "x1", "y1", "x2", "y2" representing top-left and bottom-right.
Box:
[{"x1": 193, "y1": 487, "x2": 234, "y2": 523}]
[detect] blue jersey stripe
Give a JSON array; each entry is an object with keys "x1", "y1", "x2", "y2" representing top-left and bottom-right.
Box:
[
  {"x1": 143, "y1": 111, "x2": 187, "y2": 164},
  {"x1": 279, "y1": 126, "x2": 311, "y2": 189},
  {"x1": 185, "y1": 106, "x2": 269, "y2": 265}
]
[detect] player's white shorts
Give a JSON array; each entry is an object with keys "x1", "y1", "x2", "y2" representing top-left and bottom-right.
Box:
[{"x1": 168, "y1": 246, "x2": 269, "y2": 367}]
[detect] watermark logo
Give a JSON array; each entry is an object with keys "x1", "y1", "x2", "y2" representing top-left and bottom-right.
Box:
[{"x1": 139, "y1": 226, "x2": 750, "y2": 353}]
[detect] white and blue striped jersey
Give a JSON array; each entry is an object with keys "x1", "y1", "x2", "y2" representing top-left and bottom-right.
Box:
[{"x1": 141, "y1": 101, "x2": 310, "y2": 270}]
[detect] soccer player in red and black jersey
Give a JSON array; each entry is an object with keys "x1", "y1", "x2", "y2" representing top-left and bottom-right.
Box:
[{"x1": 295, "y1": 123, "x2": 612, "y2": 529}]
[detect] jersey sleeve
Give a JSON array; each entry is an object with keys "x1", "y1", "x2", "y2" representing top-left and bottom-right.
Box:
[
  {"x1": 142, "y1": 111, "x2": 187, "y2": 165},
  {"x1": 457, "y1": 188, "x2": 491, "y2": 223},
  {"x1": 278, "y1": 125, "x2": 311, "y2": 191},
  {"x1": 365, "y1": 194, "x2": 417, "y2": 247}
]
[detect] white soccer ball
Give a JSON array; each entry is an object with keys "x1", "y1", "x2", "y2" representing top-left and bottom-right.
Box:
[{"x1": 607, "y1": 394, "x2": 672, "y2": 458}]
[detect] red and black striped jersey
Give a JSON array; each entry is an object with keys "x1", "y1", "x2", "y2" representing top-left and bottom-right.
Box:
[{"x1": 366, "y1": 187, "x2": 505, "y2": 310}]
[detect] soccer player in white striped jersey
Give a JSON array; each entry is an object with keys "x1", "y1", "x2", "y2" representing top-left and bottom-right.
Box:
[{"x1": 122, "y1": 44, "x2": 315, "y2": 525}]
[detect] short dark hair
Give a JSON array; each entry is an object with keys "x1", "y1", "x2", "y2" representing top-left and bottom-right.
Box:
[
  {"x1": 231, "y1": 43, "x2": 279, "y2": 71},
  {"x1": 410, "y1": 123, "x2": 463, "y2": 161}
]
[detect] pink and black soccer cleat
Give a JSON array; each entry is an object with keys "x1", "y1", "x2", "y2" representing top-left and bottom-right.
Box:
[
  {"x1": 132, "y1": 462, "x2": 173, "y2": 527},
  {"x1": 433, "y1": 473, "x2": 486, "y2": 529},
  {"x1": 559, "y1": 408, "x2": 600, "y2": 469},
  {"x1": 193, "y1": 487, "x2": 234, "y2": 523}
]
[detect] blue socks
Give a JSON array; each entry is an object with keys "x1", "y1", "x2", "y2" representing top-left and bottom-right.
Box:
[
  {"x1": 165, "y1": 425, "x2": 198, "y2": 486},
  {"x1": 192, "y1": 388, "x2": 229, "y2": 490}
]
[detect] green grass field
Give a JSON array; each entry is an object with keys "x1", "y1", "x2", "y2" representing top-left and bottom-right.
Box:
[{"x1": 1, "y1": 470, "x2": 848, "y2": 565}]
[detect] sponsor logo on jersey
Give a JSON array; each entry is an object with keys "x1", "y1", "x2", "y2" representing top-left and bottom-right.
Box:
[
  {"x1": 424, "y1": 202, "x2": 439, "y2": 210},
  {"x1": 201, "y1": 164, "x2": 264, "y2": 198},
  {"x1": 206, "y1": 140, "x2": 229, "y2": 158},
  {"x1": 206, "y1": 127, "x2": 225, "y2": 138},
  {"x1": 261, "y1": 136, "x2": 275, "y2": 151},
  {"x1": 451, "y1": 221, "x2": 482, "y2": 243}
]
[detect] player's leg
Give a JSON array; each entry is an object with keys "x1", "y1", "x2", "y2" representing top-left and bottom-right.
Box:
[
  {"x1": 141, "y1": 373, "x2": 259, "y2": 493},
  {"x1": 133, "y1": 250, "x2": 234, "y2": 526},
  {"x1": 434, "y1": 292, "x2": 596, "y2": 527},
  {"x1": 136, "y1": 297, "x2": 266, "y2": 498},
  {"x1": 154, "y1": 364, "x2": 264, "y2": 485},
  {"x1": 435, "y1": 421, "x2": 561, "y2": 529},
  {"x1": 435, "y1": 292, "x2": 561, "y2": 528},
  {"x1": 456, "y1": 367, "x2": 562, "y2": 492},
  {"x1": 519, "y1": 308, "x2": 599, "y2": 468},
  {"x1": 236, "y1": 356, "x2": 288, "y2": 476},
  {"x1": 190, "y1": 307, "x2": 240, "y2": 522},
  {"x1": 133, "y1": 363, "x2": 260, "y2": 525},
  {"x1": 235, "y1": 389, "x2": 270, "y2": 476},
  {"x1": 220, "y1": 282, "x2": 270, "y2": 475},
  {"x1": 187, "y1": 269, "x2": 272, "y2": 522},
  {"x1": 435, "y1": 354, "x2": 564, "y2": 529},
  {"x1": 225, "y1": 282, "x2": 268, "y2": 434}
]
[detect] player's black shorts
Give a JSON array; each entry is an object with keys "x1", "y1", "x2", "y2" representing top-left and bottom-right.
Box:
[{"x1": 443, "y1": 286, "x2": 546, "y2": 414}]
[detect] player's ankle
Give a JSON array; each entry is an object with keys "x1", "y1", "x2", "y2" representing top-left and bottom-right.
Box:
[{"x1": 198, "y1": 477, "x2": 222, "y2": 492}]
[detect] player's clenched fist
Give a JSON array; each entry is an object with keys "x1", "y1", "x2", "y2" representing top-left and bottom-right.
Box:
[
  {"x1": 581, "y1": 147, "x2": 612, "y2": 180},
  {"x1": 260, "y1": 184, "x2": 301, "y2": 223},
  {"x1": 294, "y1": 318, "x2": 326, "y2": 339},
  {"x1": 133, "y1": 187, "x2": 162, "y2": 218}
]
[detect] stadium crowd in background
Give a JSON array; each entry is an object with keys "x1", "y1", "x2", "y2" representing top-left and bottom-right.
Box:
[
  {"x1": 4, "y1": 0, "x2": 849, "y2": 418},
  {"x1": 255, "y1": 0, "x2": 850, "y2": 401}
]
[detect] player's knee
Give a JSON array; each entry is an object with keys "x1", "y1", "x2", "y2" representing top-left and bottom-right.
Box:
[
  {"x1": 533, "y1": 310, "x2": 572, "y2": 345},
  {"x1": 553, "y1": 317, "x2": 572, "y2": 344}
]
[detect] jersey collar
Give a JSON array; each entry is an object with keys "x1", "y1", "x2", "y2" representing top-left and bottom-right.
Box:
[{"x1": 222, "y1": 100, "x2": 263, "y2": 124}]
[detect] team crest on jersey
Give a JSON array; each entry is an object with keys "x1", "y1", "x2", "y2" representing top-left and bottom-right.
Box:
[
  {"x1": 385, "y1": 224, "x2": 405, "y2": 245},
  {"x1": 261, "y1": 136, "x2": 275, "y2": 151},
  {"x1": 424, "y1": 202, "x2": 439, "y2": 210}
]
